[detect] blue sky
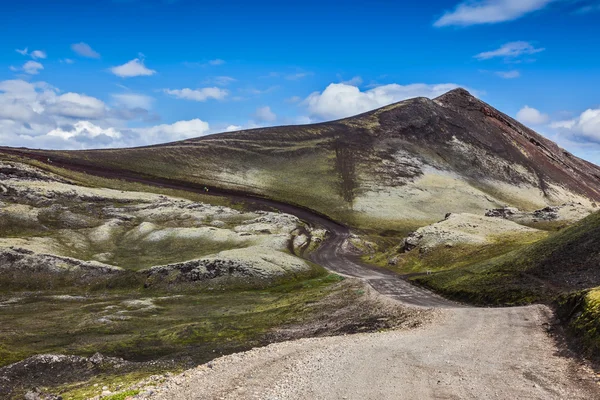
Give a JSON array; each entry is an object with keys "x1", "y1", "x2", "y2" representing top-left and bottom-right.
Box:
[{"x1": 1, "y1": 0, "x2": 600, "y2": 162}]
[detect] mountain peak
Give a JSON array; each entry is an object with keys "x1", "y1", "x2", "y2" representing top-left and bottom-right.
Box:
[{"x1": 434, "y1": 87, "x2": 478, "y2": 107}]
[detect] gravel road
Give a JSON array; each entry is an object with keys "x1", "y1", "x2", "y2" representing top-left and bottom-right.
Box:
[
  {"x1": 138, "y1": 306, "x2": 598, "y2": 399},
  {"x1": 6, "y1": 152, "x2": 598, "y2": 399}
]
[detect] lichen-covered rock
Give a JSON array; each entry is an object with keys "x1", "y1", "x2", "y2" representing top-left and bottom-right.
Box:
[
  {"x1": 144, "y1": 246, "x2": 314, "y2": 285},
  {"x1": 0, "y1": 247, "x2": 122, "y2": 275}
]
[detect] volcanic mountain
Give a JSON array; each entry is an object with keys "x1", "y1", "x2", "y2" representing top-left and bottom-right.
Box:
[{"x1": 4, "y1": 88, "x2": 600, "y2": 230}]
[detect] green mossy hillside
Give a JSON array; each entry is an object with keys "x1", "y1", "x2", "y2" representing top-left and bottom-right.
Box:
[{"x1": 413, "y1": 211, "x2": 600, "y2": 305}]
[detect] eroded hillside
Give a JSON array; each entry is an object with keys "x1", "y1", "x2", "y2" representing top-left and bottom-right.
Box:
[{"x1": 5, "y1": 89, "x2": 600, "y2": 232}]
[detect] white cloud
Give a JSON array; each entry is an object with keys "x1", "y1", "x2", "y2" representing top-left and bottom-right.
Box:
[
  {"x1": 111, "y1": 58, "x2": 156, "y2": 78},
  {"x1": 434, "y1": 0, "x2": 555, "y2": 27},
  {"x1": 30, "y1": 50, "x2": 47, "y2": 60},
  {"x1": 208, "y1": 59, "x2": 225, "y2": 66},
  {"x1": 496, "y1": 70, "x2": 521, "y2": 79},
  {"x1": 226, "y1": 125, "x2": 243, "y2": 132},
  {"x1": 71, "y1": 42, "x2": 101, "y2": 58},
  {"x1": 136, "y1": 119, "x2": 210, "y2": 143},
  {"x1": 0, "y1": 78, "x2": 213, "y2": 149},
  {"x1": 111, "y1": 93, "x2": 154, "y2": 109},
  {"x1": 254, "y1": 106, "x2": 277, "y2": 122},
  {"x1": 516, "y1": 105, "x2": 550, "y2": 125},
  {"x1": 46, "y1": 92, "x2": 107, "y2": 119},
  {"x1": 61, "y1": 59, "x2": 75, "y2": 64},
  {"x1": 551, "y1": 108, "x2": 600, "y2": 142},
  {"x1": 22, "y1": 61, "x2": 44, "y2": 75},
  {"x1": 475, "y1": 41, "x2": 545, "y2": 60},
  {"x1": 15, "y1": 48, "x2": 46, "y2": 59},
  {"x1": 47, "y1": 121, "x2": 121, "y2": 141},
  {"x1": 163, "y1": 87, "x2": 228, "y2": 102},
  {"x1": 295, "y1": 116, "x2": 314, "y2": 125},
  {"x1": 305, "y1": 82, "x2": 461, "y2": 120}
]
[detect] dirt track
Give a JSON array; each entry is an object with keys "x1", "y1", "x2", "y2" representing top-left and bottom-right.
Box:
[
  {"x1": 139, "y1": 306, "x2": 597, "y2": 400},
  {"x1": 5, "y1": 150, "x2": 599, "y2": 399}
]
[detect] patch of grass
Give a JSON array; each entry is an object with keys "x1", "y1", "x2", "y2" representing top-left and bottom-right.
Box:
[
  {"x1": 109, "y1": 237, "x2": 250, "y2": 271},
  {"x1": 412, "y1": 211, "x2": 600, "y2": 305},
  {"x1": 0, "y1": 273, "x2": 343, "y2": 368},
  {"x1": 556, "y1": 287, "x2": 600, "y2": 361},
  {"x1": 103, "y1": 390, "x2": 141, "y2": 400},
  {"x1": 53, "y1": 371, "x2": 160, "y2": 400},
  {"x1": 4, "y1": 154, "x2": 236, "y2": 209}
]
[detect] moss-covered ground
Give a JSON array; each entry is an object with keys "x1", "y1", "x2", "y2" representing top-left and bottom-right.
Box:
[
  {"x1": 407, "y1": 211, "x2": 600, "y2": 305},
  {"x1": 556, "y1": 288, "x2": 600, "y2": 361},
  {"x1": 0, "y1": 274, "x2": 353, "y2": 398}
]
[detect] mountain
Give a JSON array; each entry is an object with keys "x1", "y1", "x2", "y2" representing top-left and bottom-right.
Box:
[{"x1": 4, "y1": 88, "x2": 600, "y2": 231}]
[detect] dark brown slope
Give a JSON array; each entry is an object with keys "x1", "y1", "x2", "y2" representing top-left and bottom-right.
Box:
[
  {"x1": 2, "y1": 88, "x2": 600, "y2": 229},
  {"x1": 434, "y1": 89, "x2": 600, "y2": 201},
  {"x1": 162, "y1": 87, "x2": 600, "y2": 201}
]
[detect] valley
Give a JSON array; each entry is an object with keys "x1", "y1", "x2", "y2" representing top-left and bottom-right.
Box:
[{"x1": 2, "y1": 89, "x2": 600, "y2": 399}]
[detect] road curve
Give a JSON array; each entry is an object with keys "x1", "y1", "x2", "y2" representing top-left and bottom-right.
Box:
[
  {"x1": 5, "y1": 149, "x2": 599, "y2": 400},
  {"x1": 4, "y1": 148, "x2": 456, "y2": 308}
]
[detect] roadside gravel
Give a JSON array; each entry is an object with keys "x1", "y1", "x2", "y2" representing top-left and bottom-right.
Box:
[{"x1": 133, "y1": 305, "x2": 598, "y2": 400}]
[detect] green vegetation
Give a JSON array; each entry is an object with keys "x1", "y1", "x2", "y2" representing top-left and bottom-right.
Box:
[
  {"x1": 411, "y1": 212, "x2": 600, "y2": 305},
  {"x1": 102, "y1": 390, "x2": 141, "y2": 400},
  {"x1": 1, "y1": 153, "x2": 236, "y2": 209},
  {"x1": 53, "y1": 371, "x2": 159, "y2": 400},
  {"x1": 0, "y1": 274, "x2": 352, "y2": 398},
  {"x1": 556, "y1": 288, "x2": 600, "y2": 359}
]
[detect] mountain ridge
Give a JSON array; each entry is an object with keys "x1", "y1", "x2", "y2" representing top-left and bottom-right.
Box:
[{"x1": 2, "y1": 88, "x2": 600, "y2": 230}]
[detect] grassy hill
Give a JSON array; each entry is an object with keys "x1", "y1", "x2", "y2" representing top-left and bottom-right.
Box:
[{"x1": 4, "y1": 89, "x2": 600, "y2": 234}]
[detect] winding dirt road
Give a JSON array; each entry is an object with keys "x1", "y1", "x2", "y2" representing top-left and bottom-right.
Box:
[{"x1": 5, "y1": 149, "x2": 600, "y2": 399}]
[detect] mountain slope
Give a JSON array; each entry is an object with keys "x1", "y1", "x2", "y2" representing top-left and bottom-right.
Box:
[
  {"x1": 412, "y1": 210, "x2": 600, "y2": 304},
  {"x1": 4, "y1": 88, "x2": 600, "y2": 230}
]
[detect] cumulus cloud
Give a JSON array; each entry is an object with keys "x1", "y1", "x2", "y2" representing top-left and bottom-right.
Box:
[
  {"x1": 475, "y1": 41, "x2": 545, "y2": 60},
  {"x1": 254, "y1": 106, "x2": 277, "y2": 122},
  {"x1": 496, "y1": 70, "x2": 521, "y2": 79},
  {"x1": 16, "y1": 48, "x2": 28, "y2": 56},
  {"x1": 0, "y1": 79, "x2": 182, "y2": 149},
  {"x1": 0, "y1": 78, "x2": 218, "y2": 149},
  {"x1": 137, "y1": 119, "x2": 210, "y2": 143},
  {"x1": 226, "y1": 125, "x2": 243, "y2": 132},
  {"x1": 21, "y1": 61, "x2": 44, "y2": 75},
  {"x1": 71, "y1": 42, "x2": 101, "y2": 59},
  {"x1": 163, "y1": 87, "x2": 228, "y2": 101},
  {"x1": 516, "y1": 105, "x2": 550, "y2": 125},
  {"x1": 111, "y1": 58, "x2": 156, "y2": 78},
  {"x1": 434, "y1": 0, "x2": 555, "y2": 27},
  {"x1": 304, "y1": 82, "x2": 461, "y2": 120},
  {"x1": 551, "y1": 108, "x2": 600, "y2": 143},
  {"x1": 47, "y1": 121, "x2": 121, "y2": 142},
  {"x1": 46, "y1": 92, "x2": 107, "y2": 119}
]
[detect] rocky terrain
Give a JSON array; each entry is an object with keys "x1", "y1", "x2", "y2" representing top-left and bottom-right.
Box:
[
  {"x1": 3, "y1": 89, "x2": 600, "y2": 399},
  {"x1": 0, "y1": 160, "x2": 326, "y2": 289},
  {"x1": 400, "y1": 212, "x2": 539, "y2": 253},
  {"x1": 485, "y1": 202, "x2": 594, "y2": 227},
  {"x1": 5, "y1": 88, "x2": 600, "y2": 231}
]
